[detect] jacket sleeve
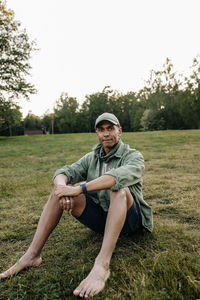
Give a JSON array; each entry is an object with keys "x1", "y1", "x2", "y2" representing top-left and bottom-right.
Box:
[
  {"x1": 53, "y1": 152, "x2": 91, "y2": 184},
  {"x1": 104, "y1": 150, "x2": 145, "y2": 191}
]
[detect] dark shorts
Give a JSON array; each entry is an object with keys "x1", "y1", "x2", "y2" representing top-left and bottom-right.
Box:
[{"x1": 75, "y1": 193, "x2": 142, "y2": 235}]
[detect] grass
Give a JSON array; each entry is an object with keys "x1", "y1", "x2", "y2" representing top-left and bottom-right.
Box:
[{"x1": 0, "y1": 130, "x2": 200, "y2": 300}]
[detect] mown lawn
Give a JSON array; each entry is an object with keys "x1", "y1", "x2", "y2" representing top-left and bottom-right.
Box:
[{"x1": 0, "y1": 130, "x2": 199, "y2": 300}]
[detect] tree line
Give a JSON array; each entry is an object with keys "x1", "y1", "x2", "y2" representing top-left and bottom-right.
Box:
[
  {"x1": 1, "y1": 55, "x2": 200, "y2": 136},
  {"x1": 1, "y1": 1, "x2": 200, "y2": 136}
]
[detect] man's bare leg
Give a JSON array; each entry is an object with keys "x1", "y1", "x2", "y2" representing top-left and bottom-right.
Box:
[
  {"x1": 73, "y1": 188, "x2": 133, "y2": 298},
  {"x1": 0, "y1": 190, "x2": 85, "y2": 278}
]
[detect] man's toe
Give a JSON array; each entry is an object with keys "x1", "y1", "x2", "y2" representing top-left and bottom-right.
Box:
[
  {"x1": 73, "y1": 289, "x2": 80, "y2": 296},
  {"x1": 84, "y1": 287, "x2": 93, "y2": 298},
  {"x1": 73, "y1": 285, "x2": 85, "y2": 297}
]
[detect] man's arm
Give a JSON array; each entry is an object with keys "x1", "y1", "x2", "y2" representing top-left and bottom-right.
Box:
[
  {"x1": 54, "y1": 174, "x2": 68, "y2": 186},
  {"x1": 86, "y1": 175, "x2": 116, "y2": 191},
  {"x1": 105, "y1": 151, "x2": 145, "y2": 191},
  {"x1": 54, "y1": 174, "x2": 116, "y2": 199},
  {"x1": 53, "y1": 152, "x2": 91, "y2": 185}
]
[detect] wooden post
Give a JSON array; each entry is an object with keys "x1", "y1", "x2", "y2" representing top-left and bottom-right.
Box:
[{"x1": 51, "y1": 117, "x2": 54, "y2": 134}]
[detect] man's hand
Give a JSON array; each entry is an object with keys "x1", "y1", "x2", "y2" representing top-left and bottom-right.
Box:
[
  {"x1": 59, "y1": 196, "x2": 74, "y2": 212},
  {"x1": 54, "y1": 184, "x2": 82, "y2": 213},
  {"x1": 55, "y1": 185, "x2": 82, "y2": 199}
]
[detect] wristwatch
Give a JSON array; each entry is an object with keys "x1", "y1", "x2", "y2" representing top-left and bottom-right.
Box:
[{"x1": 80, "y1": 183, "x2": 87, "y2": 194}]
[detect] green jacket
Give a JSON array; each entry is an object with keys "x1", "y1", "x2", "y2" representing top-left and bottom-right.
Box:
[{"x1": 53, "y1": 140, "x2": 153, "y2": 232}]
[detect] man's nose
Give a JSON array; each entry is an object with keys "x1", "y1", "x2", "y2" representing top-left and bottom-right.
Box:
[{"x1": 103, "y1": 130, "x2": 109, "y2": 136}]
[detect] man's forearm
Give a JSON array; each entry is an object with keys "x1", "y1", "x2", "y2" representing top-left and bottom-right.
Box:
[
  {"x1": 54, "y1": 174, "x2": 68, "y2": 186},
  {"x1": 85, "y1": 175, "x2": 116, "y2": 192},
  {"x1": 54, "y1": 174, "x2": 116, "y2": 199}
]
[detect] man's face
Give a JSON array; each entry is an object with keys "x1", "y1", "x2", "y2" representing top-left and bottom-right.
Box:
[{"x1": 96, "y1": 121, "x2": 122, "y2": 154}]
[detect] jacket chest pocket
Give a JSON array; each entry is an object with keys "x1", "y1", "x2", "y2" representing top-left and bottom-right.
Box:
[{"x1": 106, "y1": 159, "x2": 122, "y2": 172}]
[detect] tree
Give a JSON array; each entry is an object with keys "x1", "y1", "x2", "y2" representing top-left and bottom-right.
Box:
[
  {"x1": 0, "y1": 0, "x2": 37, "y2": 99},
  {"x1": 81, "y1": 87, "x2": 121, "y2": 132},
  {"x1": 140, "y1": 109, "x2": 166, "y2": 131},
  {"x1": 54, "y1": 93, "x2": 79, "y2": 133},
  {"x1": 138, "y1": 58, "x2": 185, "y2": 130},
  {"x1": 82, "y1": 91, "x2": 111, "y2": 132},
  {"x1": 24, "y1": 112, "x2": 42, "y2": 130},
  {"x1": 41, "y1": 110, "x2": 54, "y2": 134},
  {"x1": 113, "y1": 92, "x2": 139, "y2": 131},
  {"x1": 0, "y1": 1, "x2": 37, "y2": 136},
  {"x1": 0, "y1": 95, "x2": 22, "y2": 135},
  {"x1": 187, "y1": 55, "x2": 200, "y2": 128}
]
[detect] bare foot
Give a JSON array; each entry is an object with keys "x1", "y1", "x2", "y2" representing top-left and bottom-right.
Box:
[
  {"x1": 0, "y1": 252, "x2": 42, "y2": 279},
  {"x1": 73, "y1": 263, "x2": 110, "y2": 298}
]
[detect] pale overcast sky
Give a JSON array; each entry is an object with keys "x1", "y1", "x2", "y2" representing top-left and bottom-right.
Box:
[{"x1": 6, "y1": 0, "x2": 200, "y2": 117}]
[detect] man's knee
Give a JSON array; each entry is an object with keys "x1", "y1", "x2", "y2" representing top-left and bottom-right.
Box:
[
  {"x1": 49, "y1": 187, "x2": 57, "y2": 201},
  {"x1": 110, "y1": 189, "x2": 126, "y2": 200},
  {"x1": 71, "y1": 194, "x2": 86, "y2": 217},
  {"x1": 109, "y1": 188, "x2": 133, "y2": 209},
  {"x1": 110, "y1": 187, "x2": 130, "y2": 200}
]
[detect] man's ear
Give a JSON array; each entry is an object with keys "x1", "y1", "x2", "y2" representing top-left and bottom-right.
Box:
[{"x1": 118, "y1": 126, "x2": 122, "y2": 136}]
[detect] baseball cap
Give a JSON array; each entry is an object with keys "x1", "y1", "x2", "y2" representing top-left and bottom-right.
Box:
[{"x1": 95, "y1": 112, "x2": 120, "y2": 128}]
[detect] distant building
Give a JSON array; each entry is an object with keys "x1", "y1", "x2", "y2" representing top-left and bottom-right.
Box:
[{"x1": 24, "y1": 129, "x2": 44, "y2": 136}]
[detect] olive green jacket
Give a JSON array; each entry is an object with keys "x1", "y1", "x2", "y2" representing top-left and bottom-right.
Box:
[{"x1": 53, "y1": 140, "x2": 153, "y2": 232}]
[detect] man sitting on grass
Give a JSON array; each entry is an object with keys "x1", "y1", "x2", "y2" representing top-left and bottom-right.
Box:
[{"x1": 0, "y1": 112, "x2": 153, "y2": 298}]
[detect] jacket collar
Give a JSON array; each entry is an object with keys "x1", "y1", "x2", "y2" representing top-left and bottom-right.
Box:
[{"x1": 93, "y1": 139, "x2": 125, "y2": 161}]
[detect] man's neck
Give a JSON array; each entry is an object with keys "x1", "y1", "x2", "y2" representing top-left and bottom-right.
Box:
[{"x1": 103, "y1": 142, "x2": 119, "y2": 155}]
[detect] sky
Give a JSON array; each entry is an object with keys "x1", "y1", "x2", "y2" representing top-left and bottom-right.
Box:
[{"x1": 6, "y1": 0, "x2": 200, "y2": 117}]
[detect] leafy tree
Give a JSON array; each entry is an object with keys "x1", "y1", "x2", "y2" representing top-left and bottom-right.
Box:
[
  {"x1": 0, "y1": 0, "x2": 37, "y2": 99},
  {"x1": 41, "y1": 110, "x2": 54, "y2": 134},
  {"x1": 0, "y1": 1, "x2": 37, "y2": 136},
  {"x1": 0, "y1": 95, "x2": 22, "y2": 135},
  {"x1": 54, "y1": 93, "x2": 79, "y2": 133},
  {"x1": 130, "y1": 104, "x2": 145, "y2": 131},
  {"x1": 24, "y1": 112, "x2": 42, "y2": 130},
  {"x1": 138, "y1": 58, "x2": 185, "y2": 130},
  {"x1": 140, "y1": 109, "x2": 152, "y2": 131},
  {"x1": 82, "y1": 90, "x2": 112, "y2": 132},
  {"x1": 75, "y1": 108, "x2": 90, "y2": 133},
  {"x1": 81, "y1": 87, "x2": 122, "y2": 132},
  {"x1": 113, "y1": 92, "x2": 144, "y2": 131},
  {"x1": 186, "y1": 55, "x2": 200, "y2": 128},
  {"x1": 140, "y1": 109, "x2": 166, "y2": 131}
]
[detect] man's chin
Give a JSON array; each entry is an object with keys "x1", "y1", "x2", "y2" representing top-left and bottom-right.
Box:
[
  {"x1": 103, "y1": 142, "x2": 113, "y2": 148},
  {"x1": 103, "y1": 142, "x2": 116, "y2": 150}
]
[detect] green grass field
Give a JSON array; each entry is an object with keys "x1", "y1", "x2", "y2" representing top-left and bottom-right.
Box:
[{"x1": 0, "y1": 130, "x2": 199, "y2": 300}]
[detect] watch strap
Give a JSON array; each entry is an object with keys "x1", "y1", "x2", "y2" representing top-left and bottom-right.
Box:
[{"x1": 80, "y1": 183, "x2": 87, "y2": 194}]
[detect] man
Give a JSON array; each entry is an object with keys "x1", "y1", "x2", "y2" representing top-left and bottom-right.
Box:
[{"x1": 0, "y1": 112, "x2": 153, "y2": 298}]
